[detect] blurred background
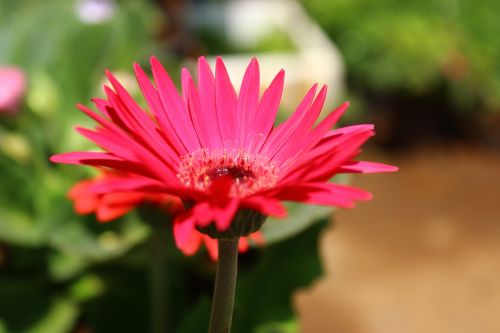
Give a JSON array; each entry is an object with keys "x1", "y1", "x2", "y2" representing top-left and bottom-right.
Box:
[{"x1": 1, "y1": 0, "x2": 499, "y2": 332}]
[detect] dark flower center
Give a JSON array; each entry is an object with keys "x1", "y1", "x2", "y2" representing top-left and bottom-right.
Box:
[{"x1": 204, "y1": 166, "x2": 255, "y2": 184}]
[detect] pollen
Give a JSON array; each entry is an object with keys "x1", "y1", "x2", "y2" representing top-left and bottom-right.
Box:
[{"x1": 177, "y1": 148, "x2": 280, "y2": 197}]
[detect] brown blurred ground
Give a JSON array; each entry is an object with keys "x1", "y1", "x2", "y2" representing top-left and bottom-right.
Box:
[{"x1": 297, "y1": 147, "x2": 500, "y2": 333}]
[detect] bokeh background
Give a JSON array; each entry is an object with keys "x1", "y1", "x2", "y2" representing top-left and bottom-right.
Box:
[{"x1": 1, "y1": 0, "x2": 499, "y2": 332}]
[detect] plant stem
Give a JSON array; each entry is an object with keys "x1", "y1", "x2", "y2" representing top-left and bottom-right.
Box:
[
  {"x1": 208, "y1": 238, "x2": 240, "y2": 333},
  {"x1": 150, "y1": 218, "x2": 168, "y2": 333}
]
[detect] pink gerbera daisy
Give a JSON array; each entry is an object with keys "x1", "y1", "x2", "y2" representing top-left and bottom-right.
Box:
[{"x1": 51, "y1": 56, "x2": 397, "y2": 247}]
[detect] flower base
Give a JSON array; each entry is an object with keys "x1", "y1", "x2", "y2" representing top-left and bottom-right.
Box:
[{"x1": 197, "y1": 209, "x2": 267, "y2": 240}]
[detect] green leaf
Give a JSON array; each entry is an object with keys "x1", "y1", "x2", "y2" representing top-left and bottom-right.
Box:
[
  {"x1": 0, "y1": 272, "x2": 78, "y2": 333},
  {"x1": 24, "y1": 298, "x2": 79, "y2": 333},
  {"x1": 0, "y1": 210, "x2": 41, "y2": 246},
  {"x1": 262, "y1": 203, "x2": 332, "y2": 244},
  {"x1": 233, "y1": 220, "x2": 328, "y2": 333},
  {"x1": 48, "y1": 217, "x2": 150, "y2": 263},
  {"x1": 255, "y1": 319, "x2": 299, "y2": 333}
]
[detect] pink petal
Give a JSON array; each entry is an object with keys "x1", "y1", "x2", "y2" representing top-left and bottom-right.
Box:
[
  {"x1": 133, "y1": 63, "x2": 187, "y2": 155},
  {"x1": 249, "y1": 231, "x2": 265, "y2": 246},
  {"x1": 76, "y1": 127, "x2": 136, "y2": 160},
  {"x1": 298, "y1": 102, "x2": 350, "y2": 154},
  {"x1": 238, "y1": 237, "x2": 249, "y2": 252},
  {"x1": 102, "y1": 86, "x2": 181, "y2": 169},
  {"x1": 212, "y1": 198, "x2": 239, "y2": 231},
  {"x1": 150, "y1": 56, "x2": 200, "y2": 151},
  {"x1": 186, "y1": 73, "x2": 211, "y2": 147},
  {"x1": 260, "y1": 84, "x2": 317, "y2": 156},
  {"x1": 209, "y1": 177, "x2": 233, "y2": 198},
  {"x1": 277, "y1": 182, "x2": 372, "y2": 208},
  {"x1": 50, "y1": 151, "x2": 120, "y2": 164},
  {"x1": 177, "y1": 229, "x2": 203, "y2": 256},
  {"x1": 74, "y1": 194, "x2": 99, "y2": 215},
  {"x1": 86, "y1": 176, "x2": 164, "y2": 195},
  {"x1": 203, "y1": 236, "x2": 218, "y2": 260},
  {"x1": 191, "y1": 202, "x2": 214, "y2": 227},
  {"x1": 241, "y1": 196, "x2": 287, "y2": 218},
  {"x1": 197, "y1": 57, "x2": 223, "y2": 148},
  {"x1": 215, "y1": 57, "x2": 238, "y2": 148},
  {"x1": 339, "y1": 161, "x2": 399, "y2": 173},
  {"x1": 322, "y1": 124, "x2": 375, "y2": 140},
  {"x1": 249, "y1": 69, "x2": 285, "y2": 153},
  {"x1": 281, "y1": 130, "x2": 374, "y2": 185},
  {"x1": 238, "y1": 58, "x2": 260, "y2": 149},
  {"x1": 101, "y1": 192, "x2": 146, "y2": 206},
  {"x1": 76, "y1": 101, "x2": 179, "y2": 177},
  {"x1": 271, "y1": 85, "x2": 328, "y2": 162},
  {"x1": 96, "y1": 203, "x2": 133, "y2": 222},
  {"x1": 173, "y1": 212, "x2": 197, "y2": 249},
  {"x1": 283, "y1": 124, "x2": 374, "y2": 178},
  {"x1": 51, "y1": 152, "x2": 153, "y2": 178},
  {"x1": 92, "y1": 91, "x2": 183, "y2": 169},
  {"x1": 77, "y1": 126, "x2": 179, "y2": 186}
]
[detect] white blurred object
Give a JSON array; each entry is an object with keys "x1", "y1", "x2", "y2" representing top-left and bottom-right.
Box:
[
  {"x1": 75, "y1": 0, "x2": 116, "y2": 24},
  {"x1": 191, "y1": 0, "x2": 345, "y2": 112}
]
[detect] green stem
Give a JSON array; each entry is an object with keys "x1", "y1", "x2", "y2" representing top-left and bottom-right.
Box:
[
  {"x1": 150, "y1": 219, "x2": 168, "y2": 333},
  {"x1": 208, "y1": 238, "x2": 240, "y2": 333}
]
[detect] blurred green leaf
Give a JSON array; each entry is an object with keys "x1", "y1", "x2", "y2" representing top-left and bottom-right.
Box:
[
  {"x1": 0, "y1": 321, "x2": 7, "y2": 333},
  {"x1": 0, "y1": 210, "x2": 41, "y2": 246},
  {"x1": 262, "y1": 203, "x2": 332, "y2": 244},
  {"x1": 255, "y1": 319, "x2": 299, "y2": 333},
  {"x1": 69, "y1": 274, "x2": 105, "y2": 303},
  {"x1": 234, "y1": 220, "x2": 328, "y2": 333},
  {"x1": 0, "y1": 273, "x2": 69, "y2": 333},
  {"x1": 25, "y1": 298, "x2": 79, "y2": 333},
  {"x1": 48, "y1": 217, "x2": 149, "y2": 262},
  {"x1": 302, "y1": 0, "x2": 500, "y2": 113}
]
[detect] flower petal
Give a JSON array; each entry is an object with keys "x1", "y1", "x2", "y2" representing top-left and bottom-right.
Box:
[
  {"x1": 96, "y1": 203, "x2": 133, "y2": 222},
  {"x1": 241, "y1": 196, "x2": 287, "y2": 218},
  {"x1": 150, "y1": 56, "x2": 200, "y2": 151},
  {"x1": 238, "y1": 58, "x2": 260, "y2": 149},
  {"x1": 260, "y1": 84, "x2": 317, "y2": 156},
  {"x1": 215, "y1": 57, "x2": 238, "y2": 148},
  {"x1": 249, "y1": 69, "x2": 285, "y2": 153},
  {"x1": 197, "y1": 57, "x2": 223, "y2": 148},
  {"x1": 173, "y1": 211, "x2": 197, "y2": 249},
  {"x1": 339, "y1": 161, "x2": 399, "y2": 173},
  {"x1": 177, "y1": 229, "x2": 203, "y2": 256},
  {"x1": 277, "y1": 182, "x2": 372, "y2": 208}
]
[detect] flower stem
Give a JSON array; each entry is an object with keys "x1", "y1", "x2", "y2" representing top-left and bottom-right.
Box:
[{"x1": 208, "y1": 238, "x2": 240, "y2": 333}]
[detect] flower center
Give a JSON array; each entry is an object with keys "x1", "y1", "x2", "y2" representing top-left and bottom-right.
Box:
[{"x1": 177, "y1": 148, "x2": 280, "y2": 197}]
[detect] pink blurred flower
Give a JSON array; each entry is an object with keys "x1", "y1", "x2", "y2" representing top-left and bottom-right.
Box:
[{"x1": 0, "y1": 67, "x2": 26, "y2": 114}]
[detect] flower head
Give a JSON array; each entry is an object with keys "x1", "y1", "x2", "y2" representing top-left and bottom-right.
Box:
[
  {"x1": 69, "y1": 169, "x2": 263, "y2": 259},
  {"x1": 51, "y1": 56, "x2": 397, "y2": 248}
]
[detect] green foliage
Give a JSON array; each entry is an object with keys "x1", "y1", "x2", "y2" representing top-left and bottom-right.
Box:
[{"x1": 302, "y1": 0, "x2": 500, "y2": 113}]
